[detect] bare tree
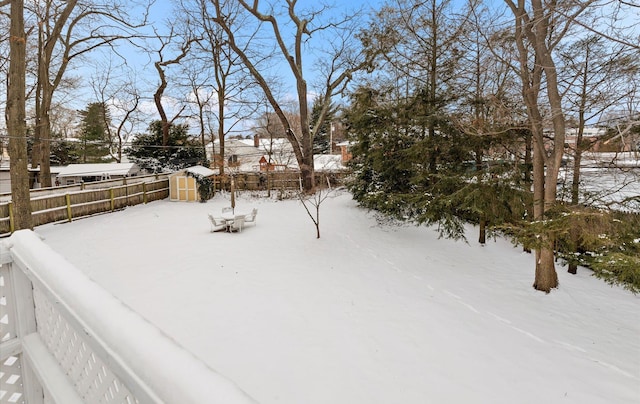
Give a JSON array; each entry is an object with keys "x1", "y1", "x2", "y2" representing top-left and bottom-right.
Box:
[
  {"x1": 556, "y1": 0, "x2": 640, "y2": 52},
  {"x1": 48, "y1": 103, "x2": 77, "y2": 139},
  {"x1": 503, "y1": 0, "x2": 605, "y2": 292},
  {"x1": 560, "y1": 36, "x2": 638, "y2": 197},
  {"x1": 29, "y1": 0, "x2": 150, "y2": 187},
  {"x1": 182, "y1": 63, "x2": 216, "y2": 164},
  {"x1": 211, "y1": 0, "x2": 374, "y2": 192},
  {"x1": 6, "y1": 0, "x2": 33, "y2": 230},
  {"x1": 179, "y1": 0, "x2": 260, "y2": 175},
  {"x1": 90, "y1": 61, "x2": 141, "y2": 162},
  {"x1": 152, "y1": 25, "x2": 199, "y2": 148},
  {"x1": 298, "y1": 177, "x2": 336, "y2": 239}
]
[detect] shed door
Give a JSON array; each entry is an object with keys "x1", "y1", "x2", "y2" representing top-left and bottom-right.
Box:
[{"x1": 176, "y1": 176, "x2": 189, "y2": 201}]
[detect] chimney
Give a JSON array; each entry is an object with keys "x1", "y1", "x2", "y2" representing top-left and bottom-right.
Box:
[{"x1": 254, "y1": 134, "x2": 259, "y2": 148}]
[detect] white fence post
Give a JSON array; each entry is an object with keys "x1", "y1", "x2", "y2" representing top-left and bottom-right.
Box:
[{"x1": 1, "y1": 243, "x2": 44, "y2": 404}]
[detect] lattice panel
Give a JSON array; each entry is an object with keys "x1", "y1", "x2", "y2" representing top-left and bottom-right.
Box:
[
  {"x1": 0, "y1": 266, "x2": 17, "y2": 346},
  {"x1": 32, "y1": 287, "x2": 139, "y2": 404},
  {"x1": 0, "y1": 355, "x2": 24, "y2": 404},
  {"x1": 0, "y1": 265, "x2": 25, "y2": 404}
]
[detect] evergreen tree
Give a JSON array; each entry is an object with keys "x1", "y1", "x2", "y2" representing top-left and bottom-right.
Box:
[
  {"x1": 310, "y1": 96, "x2": 337, "y2": 154},
  {"x1": 344, "y1": 84, "x2": 464, "y2": 236},
  {"x1": 50, "y1": 139, "x2": 80, "y2": 166},
  {"x1": 77, "y1": 102, "x2": 111, "y2": 163},
  {"x1": 126, "y1": 121, "x2": 206, "y2": 172},
  {"x1": 344, "y1": 1, "x2": 534, "y2": 244},
  {"x1": 344, "y1": 82, "x2": 531, "y2": 242}
]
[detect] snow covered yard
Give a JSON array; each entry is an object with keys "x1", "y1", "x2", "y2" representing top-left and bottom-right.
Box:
[{"x1": 36, "y1": 191, "x2": 639, "y2": 404}]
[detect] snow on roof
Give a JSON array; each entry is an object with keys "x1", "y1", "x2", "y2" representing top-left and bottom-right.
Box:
[
  {"x1": 56, "y1": 163, "x2": 138, "y2": 177},
  {"x1": 314, "y1": 154, "x2": 346, "y2": 171},
  {"x1": 257, "y1": 138, "x2": 292, "y2": 150},
  {"x1": 210, "y1": 138, "x2": 294, "y2": 154},
  {"x1": 184, "y1": 165, "x2": 216, "y2": 177}
]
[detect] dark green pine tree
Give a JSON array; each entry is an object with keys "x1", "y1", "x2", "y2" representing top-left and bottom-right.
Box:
[
  {"x1": 345, "y1": 80, "x2": 536, "y2": 244},
  {"x1": 77, "y1": 102, "x2": 111, "y2": 163},
  {"x1": 50, "y1": 139, "x2": 80, "y2": 166},
  {"x1": 310, "y1": 95, "x2": 337, "y2": 154},
  {"x1": 125, "y1": 121, "x2": 206, "y2": 172}
]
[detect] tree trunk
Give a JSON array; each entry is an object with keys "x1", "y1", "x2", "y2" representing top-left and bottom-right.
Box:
[
  {"x1": 299, "y1": 160, "x2": 315, "y2": 194},
  {"x1": 33, "y1": 0, "x2": 77, "y2": 187},
  {"x1": 568, "y1": 128, "x2": 585, "y2": 276},
  {"x1": 38, "y1": 110, "x2": 52, "y2": 187},
  {"x1": 218, "y1": 85, "x2": 225, "y2": 175},
  {"x1": 36, "y1": 37, "x2": 54, "y2": 187},
  {"x1": 34, "y1": 81, "x2": 53, "y2": 187},
  {"x1": 8, "y1": 0, "x2": 33, "y2": 231},
  {"x1": 567, "y1": 55, "x2": 590, "y2": 275},
  {"x1": 534, "y1": 238, "x2": 559, "y2": 292},
  {"x1": 478, "y1": 218, "x2": 487, "y2": 245},
  {"x1": 531, "y1": 127, "x2": 558, "y2": 290},
  {"x1": 523, "y1": 127, "x2": 532, "y2": 185},
  {"x1": 507, "y1": 0, "x2": 570, "y2": 292}
]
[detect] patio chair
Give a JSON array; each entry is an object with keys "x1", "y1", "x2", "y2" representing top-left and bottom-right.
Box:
[
  {"x1": 222, "y1": 206, "x2": 233, "y2": 214},
  {"x1": 244, "y1": 208, "x2": 258, "y2": 227},
  {"x1": 229, "y1": 215, "x2": 245, "y2": 233},
  {"x1": 208, "y1": 214, "x2": 227, "y2": 232}
]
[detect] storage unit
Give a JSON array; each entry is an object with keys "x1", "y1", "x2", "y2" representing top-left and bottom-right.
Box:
[{"x1": 168, "y1": 165, "x2": 216, "y2": 202}]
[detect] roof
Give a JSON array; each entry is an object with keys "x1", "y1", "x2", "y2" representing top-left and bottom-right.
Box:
[
  {"x1": 56, "y1": 163, "x2": 139, "y2": 178},
  {"x1": 314, "y1": 154, "x2": 347, "y2": 172},
  {"x1": 184, "y1": 165, "x2": 216, "y2": 177}
]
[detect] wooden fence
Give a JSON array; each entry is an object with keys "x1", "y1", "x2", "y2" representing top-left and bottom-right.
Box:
[
  {"x1": 0, "y1": 175, "x2": 169, "y2": 237},
  {"x1": 0, "y1": 170, "x2": 350, "y2": 236},
  {"x1": 211, "y1": 170, "x2": 349, "y2": 192}
]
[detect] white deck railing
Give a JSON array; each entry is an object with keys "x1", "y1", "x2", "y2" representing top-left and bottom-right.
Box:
[{"x1": 0, "y1": 230, "x2": 257, "y2": 404}]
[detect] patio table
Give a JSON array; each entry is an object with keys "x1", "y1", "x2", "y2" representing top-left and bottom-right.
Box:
[{"x1": 221, "y1": 211, "x2": 247, "y2": 232}]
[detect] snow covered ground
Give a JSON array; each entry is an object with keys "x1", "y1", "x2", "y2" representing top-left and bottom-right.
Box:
[
  {"x1": 558, "y1": 152, "x2": 640, "y2": 211},
  {"x1": 36, "y1": 191, "x2": 639, "y2": 404}
]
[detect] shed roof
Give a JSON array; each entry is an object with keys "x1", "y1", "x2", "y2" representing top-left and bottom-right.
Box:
[{"x1": 183, "y1": 165, "x2": 216, "y2": 177}]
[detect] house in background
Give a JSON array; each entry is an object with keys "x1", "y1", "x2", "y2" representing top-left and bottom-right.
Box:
[
  {"x1": 208, "y1": 135, "x2": 349, "y2": 173},
  {"x1": 55, "y1": 163, "x2": 140, "y2": 185},
  {"x1": 0, "y1": 159, "x2": 64, "y2": 193},
  {"x1": 168, "y1": 165, "x2": 216, "y2": 202},
  {"x1": 0, "y1": 163, "x2": 41, "y2": 194},
  {"x1": 208, "y1": 136, "x2": 297, "y2": 172},
  {"x1": 335, "y1": 141, "x2": 353, "y2": 164},
  {"x1": 565, "y1": 126, "x2": 640, "y2": 153},
  {"x1": 565, "y1": 127, "x2": 606, "y2": 152}
]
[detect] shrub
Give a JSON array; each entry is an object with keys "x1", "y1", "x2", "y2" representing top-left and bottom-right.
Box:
[{"x1": 590, "y1": 253, "x2": 640, "y2": 293}]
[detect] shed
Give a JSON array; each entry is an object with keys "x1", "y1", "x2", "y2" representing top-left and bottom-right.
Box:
[{"x1": 168, "y1": 165, "x2": 216, "y2": 202}]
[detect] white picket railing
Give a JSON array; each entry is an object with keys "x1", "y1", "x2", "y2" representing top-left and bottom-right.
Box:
[{"x1": 0, "y1": 230, "x2": 257, "y2": 404}]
